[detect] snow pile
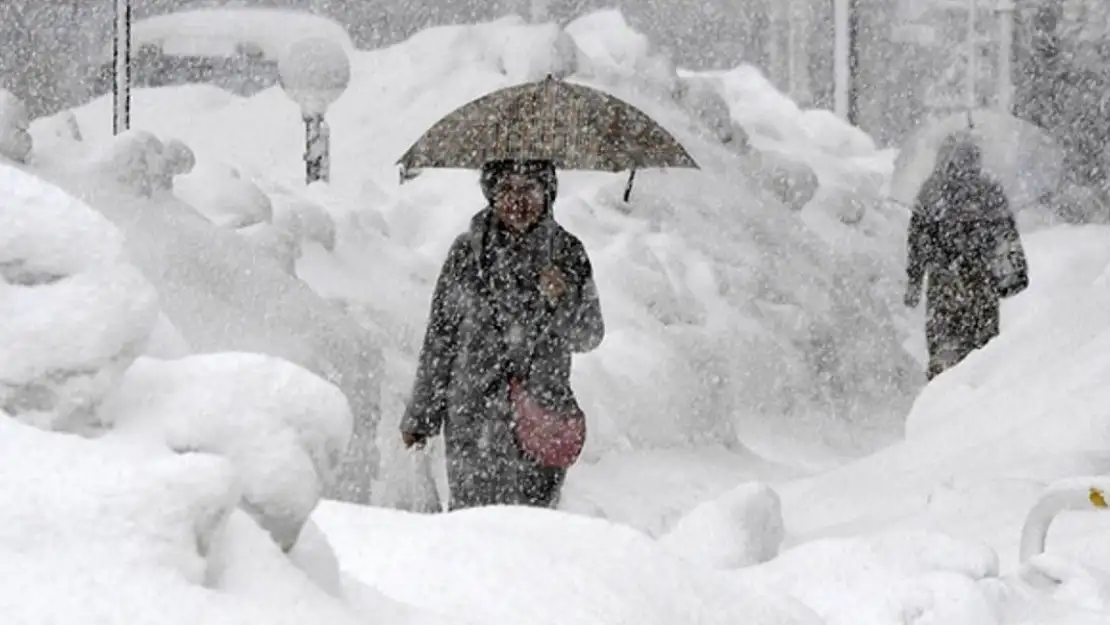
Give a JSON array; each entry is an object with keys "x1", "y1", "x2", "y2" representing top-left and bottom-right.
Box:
[
  {"x1": 0, "y1": 164, "x2": 159, "y2": 431},
  {"x1": 0, "y1": 414, "x2": 398, "y2": 625},
  {"x1": 101, "y1": 7, "x2": 354, "y2": 62},
  {"x1": 98, "y1": 353, "x2": 353, "y2": 551},
  {"x1": 90, "y1": 129, "x2": 196, "y2": 197},
  {"x1": 27, "y1": 129, "x2": 384, "y2": 503},
  {"x1": 174, "y1": 161, "x2": 270, "y2": 228},
  {"x1": 0, "y1": 164, "x2": 403, "y2": 623},
  {"x1": 0, "y1": 89, "x2": 32, "y2": 163},
  {"x1": 737, "y1": 530, "x2": 1002, "y2": 625},
  {"x1": 30, "y1": 12, "x2": 917, "y2": 491},
  {"x1": 315, "y1": 501, "x2": 823, "y2": 625},
  {"x1": 659, "y1": 481, "x2": 785, "y2": 569},
  {"x1": 774, "y1": 225, "x2": 1110, "y2": 578},
  {"x1": 566, "y1": 10, "x2": 679, "y2": 96},
  {"x1": 684, "y1": 64, "x2": 894, "y2": 222}
]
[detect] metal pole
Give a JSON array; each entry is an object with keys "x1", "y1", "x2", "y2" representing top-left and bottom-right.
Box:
[
  {"x1": 112, "y1": 0, "x2": 131, "y2": 135},
  {"x1": 997, "y1": 0, "x2": 1015, "y2": 113},
  {"x1": 304, "y1": 113, "x2": 330, "y2": 184},
  {"x1": 966, "y1": 0, "x2": 977, "y2": 111},
  {"x1": 833, "y1": 0, "x2": 851, "y2": 120},
  {"x1": 787, "y1": 0, "x2": 798, "y2": 98}
]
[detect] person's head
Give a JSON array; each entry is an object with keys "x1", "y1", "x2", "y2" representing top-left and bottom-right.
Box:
[
  {"x1": 480, "y1": 159, "x2": 558, "y2": 234},
  {"x1": 938, "y1": 134, "x2": 982, "y2": 179}
]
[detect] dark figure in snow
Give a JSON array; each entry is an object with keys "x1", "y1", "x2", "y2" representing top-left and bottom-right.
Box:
[
  {"x1": 400, "y1": 159, "x2": 605, "y2": 511},
  {"x1": 905, "y1": 139, "x2": 1028, "y2": 380}
]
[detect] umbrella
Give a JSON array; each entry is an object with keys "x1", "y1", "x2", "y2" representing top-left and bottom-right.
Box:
[
  {"x1": 888, "y1": 109, "x2": 1066, "y2": 210},
  {"x1": 397, "y1": 74, "x2": 699, "y2": 200}
]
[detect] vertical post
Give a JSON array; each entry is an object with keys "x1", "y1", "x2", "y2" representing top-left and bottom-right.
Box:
[
  {"x1": 112, "y1": 0, "x2": 131, "y2": 135},
  {"x1": 833, "y1": 0, "x2": 851, "y2": 120},
  {"x1": 304, "y1": 113, "x2": 330, "y2": 184},
  {"x1": 967, "y1": 0, "x2": 978, "y2": 111},
  {"x1": 997, "y1": 0, "x2": 1015, "y2": 113},
  {"x1": 834, "y1": 0, "x2": 860, "y2": 124}
]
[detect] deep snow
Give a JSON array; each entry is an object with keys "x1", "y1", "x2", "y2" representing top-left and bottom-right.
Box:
[{"x1": 5, "y1": 8, "x2": 1110, "y2": 625}]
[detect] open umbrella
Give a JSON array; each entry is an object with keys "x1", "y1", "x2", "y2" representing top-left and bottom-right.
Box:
[
  {"x1": 889, "y1": 109, "x2": 1066, "y2": 211},
  {"x1": 397, "y1": 74, "x2": 699, "y2": 200}
]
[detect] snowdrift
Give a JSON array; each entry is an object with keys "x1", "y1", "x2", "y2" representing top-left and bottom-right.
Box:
[
  {"x1": 314, "y1": 501, "x2": 823, "y2": 625},
  {"x1": 776, "y1": 225, "x2": 1110, "y2": 576},
  {"x1": 26, "y1": 128, "x2": 384, "y2": 502},
  {"x1": 32, "y1": 11, "x2": 919, "y2": 480},
  {"x1": 0, "y1": 163, "x2": 417, "y2": 624}
]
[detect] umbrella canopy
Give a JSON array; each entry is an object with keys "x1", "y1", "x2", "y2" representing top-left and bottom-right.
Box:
[
  {"x1": 889, "y1": 109, "x2": 1066, "y2": 210},
  {"x1": 397, "y1": 75, "x2": 699, "y2": 173}
]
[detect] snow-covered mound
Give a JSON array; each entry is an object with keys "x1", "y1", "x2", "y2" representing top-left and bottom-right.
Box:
[
  {"x1": 314, "y1": 501, "x2": 823, "y2": 625},
  {"x1": 776, "y1": 225, "x2": 1110, "y2": 577},
  {"x1": 736, "y1": 530, "x2": 1002, "y2": 625},
  {"x1": 659, "y1": 481, "x2": 785, "y2": 569},
  {"x1": 98, "y1": 353, "x2": 354, "y2": 551},
  {"x1": 98, "y1": 7, "x2": 354, "y2": 62},
  {"x1": 33, "y1": 12, "x2": 919, "y2": 473},
  {"x1": 0, "y1": 413, "x2": 443, "y2": 625},
  {"x1": 25, "y1": 131, "x2": 384, "y2": 503},
  {"x1": 0, "y1": 89, "x2": 32, "y2": 163},
  {"x1": 0, "y1": 164, "x2": 159, "y2": 431},
  {"x1": 0, "y1": 164, "x2": 462, "y2": 623}
]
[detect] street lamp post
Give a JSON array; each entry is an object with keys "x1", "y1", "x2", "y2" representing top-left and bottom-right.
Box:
[
  {"x1": 996, "y1": 0, "x2": 1016, "y2": 113},
  {"x1": 966, "y1": 0, "x2": 978, "y2": 111},
  {"x1": 112, "y1": 0, "x2": 132, "y2": 135},
  {"x1": 833, "y1": 0, "x2": 858, "y2": 124},
  {"x1": 278, "y1": 38, "x2": 351, "y2": 185}
]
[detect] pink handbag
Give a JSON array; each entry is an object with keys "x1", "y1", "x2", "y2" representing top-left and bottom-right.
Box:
[{"x1": 508, "y1": 377, "x2": 586, "y2": 469}]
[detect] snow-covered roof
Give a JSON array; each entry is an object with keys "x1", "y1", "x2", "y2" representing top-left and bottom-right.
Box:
[{"x1": 99, "y1": 8, "x2": 353, "y2": 62}]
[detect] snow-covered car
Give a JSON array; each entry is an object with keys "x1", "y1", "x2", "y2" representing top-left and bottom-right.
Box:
[{"x1": 91, "y1": 8, "x2": 354, "y2": 98}]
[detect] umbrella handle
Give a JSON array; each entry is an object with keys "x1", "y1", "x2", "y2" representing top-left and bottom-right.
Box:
[{"x1": 623, "y1": 170, "x2": 637, "y2": 203}]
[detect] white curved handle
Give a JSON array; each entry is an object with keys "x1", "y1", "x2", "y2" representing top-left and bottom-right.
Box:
[{"x1": 1019, "y1": 479, "x2": 1110, "y2": 563}]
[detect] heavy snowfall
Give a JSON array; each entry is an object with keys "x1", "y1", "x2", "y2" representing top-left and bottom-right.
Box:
[{"x1": 2, "y1": 1, "x2": 1110, "y2": 624}]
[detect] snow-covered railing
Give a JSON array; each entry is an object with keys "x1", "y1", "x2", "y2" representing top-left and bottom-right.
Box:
[{"x1": 1018, "y1": 476, "x2": 1110, "y2": 563}]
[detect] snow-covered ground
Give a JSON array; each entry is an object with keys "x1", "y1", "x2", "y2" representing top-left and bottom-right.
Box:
[{"x1": 6, "y1": 8, "x2": 1110, "y2": 625}]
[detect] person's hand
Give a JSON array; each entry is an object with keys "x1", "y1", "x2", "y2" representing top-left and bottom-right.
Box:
[
  {"x1": 904, "y1": 282, "x2": 922, "y2": 308},
  {"x1": 539, "y1": 266, "x2": 568, "y2": 305},
  {"x1": 402, "y1": 430, "x2": 428, "y2": 450}
]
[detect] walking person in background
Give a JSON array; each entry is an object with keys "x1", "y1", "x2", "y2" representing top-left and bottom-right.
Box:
[
  {"x1": 904, "y1": 137, "x2": 1029, "y2": 380},
  {"x1": 400, "y1": 158, "x2": 605, "y2": 511}
]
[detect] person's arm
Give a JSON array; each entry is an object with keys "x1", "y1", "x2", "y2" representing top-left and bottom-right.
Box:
[
  {"x1": 905, "y1": 210, "x2": 933, "y2": 306},
  {"x1": 988, "y1": 183, "x2": 1029, "y2": 296},
  {"x1": 401, "y1": 238, "x2": 467, "y2": 439},
  {"x1": 548, "y1": 241, "x2": 605, "y2": 353}
]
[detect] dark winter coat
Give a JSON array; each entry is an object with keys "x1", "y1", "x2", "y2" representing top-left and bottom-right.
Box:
[
  {"x1": 401, "y1": 207, "x2": 605, "y2": 511},
  {"x1": 907, "y1": 143, "x2": 1027, "y2": 380}
]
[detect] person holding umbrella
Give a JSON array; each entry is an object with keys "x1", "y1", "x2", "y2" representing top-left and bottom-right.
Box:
[
  {"x1": 400, "y1": 158, "x2": 605, "y2": 510},
  {"x1": 396, "y1": 75, "x2": 699, "y2": 511}
]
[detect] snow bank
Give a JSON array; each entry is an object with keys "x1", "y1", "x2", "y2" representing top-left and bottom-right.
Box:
[
  {"x1": 28, "y1": 130, "x2": 384, "y2": 503},
  {"x1": 775, "y1": 225, "x2": 1110, "y2": 575},
  {"x1": 99, "y1": 8, "x2": 354, "y2": 62},
  {"x1": 98, "y1": 353, "x2": 353, "y2": 551},
  {"x1": 682, "y1": 64, "x2": 890, "y2": 217},
  {"x1": 736, "y1": 531, "x2": 1001, "y2": 625},
  {"x1": 566, "y1": 10, "x2": 679, "y2": 96},
  {"x1": 175, "y1": 160, "x2": 273, "y2": 228},
  {"x1": 0, "y1": 164, "x2": 159, "y2": 431},
  {"x1": 91, "y1": 129, "x2": 192, "y2": 197},
  {"x1": 29, "y1": 13, "x2": 917, "y2": 493},
  {"x1": 0, "y1": 414, "x2": 389, "y2": 625},
  {"x1": 0, "y1": 89, "x2": 32, "y2": 163},
  {"x1": 659, "y1": 481, "x2": 785, "y2": 569},
  {"x1": 314, "y1": 501, "x2": 824, "y2": 625}
]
